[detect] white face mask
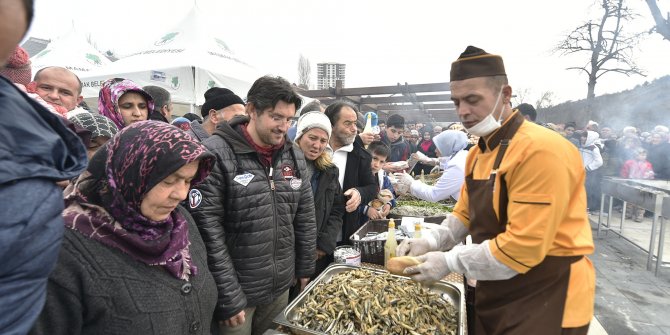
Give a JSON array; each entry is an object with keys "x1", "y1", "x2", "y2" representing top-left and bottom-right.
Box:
[{"x1": 465, "y1": 87, "x2": 505, "y2": 137}]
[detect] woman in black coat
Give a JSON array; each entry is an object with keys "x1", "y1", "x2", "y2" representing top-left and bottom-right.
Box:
[{"x1": 292, "y1": 112, "x2": 345, "y2": 295}]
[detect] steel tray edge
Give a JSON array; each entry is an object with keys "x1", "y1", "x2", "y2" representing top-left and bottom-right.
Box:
[{"x1": 273, "y1": 263, "x2": 464, "y2": 335}]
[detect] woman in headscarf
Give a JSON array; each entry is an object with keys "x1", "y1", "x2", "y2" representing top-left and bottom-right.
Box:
[
  {"x1": 292, "y1": 112, "x2": 344, "y2": 290},
  {"x1": 67, "y1": 112, "x2": 119, "y2": 160},
  {"x1": 394, "y1": 130, "x2": 469, "y2": 202},
  {"x1": 30, "y1": 121, "x2": 217, "y2": 335},
  {"x1": 98, "y1": 78, "x2": 154, "y2": 130}
]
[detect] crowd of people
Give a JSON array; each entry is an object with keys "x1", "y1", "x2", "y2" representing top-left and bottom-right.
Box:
[
  {"x1": 518, "y1": 106, "x2": 670, "y2": 221},
  {"x1": 3, "y1": 1, "x2": 662, "y2": 334}
]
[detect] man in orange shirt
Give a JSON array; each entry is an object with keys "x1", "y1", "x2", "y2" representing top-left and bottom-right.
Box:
[{"x1": 398, "y1": 46, "x2": 595, "y2": 335}]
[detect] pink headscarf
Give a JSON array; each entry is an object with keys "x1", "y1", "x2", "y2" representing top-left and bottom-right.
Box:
[{"x1": 98, "y1": 78, "x2": 155, "y2": 130}]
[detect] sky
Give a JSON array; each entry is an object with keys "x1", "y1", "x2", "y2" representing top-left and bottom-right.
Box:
[{"x1": 25, "y1": 0, "x2": 670, "y2": 105}]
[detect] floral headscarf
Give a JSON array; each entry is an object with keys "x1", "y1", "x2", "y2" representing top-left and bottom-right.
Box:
[
  {"x1": 98, "y1": 78, "x2": 155, "y2": 130},
  {"x1": 63, "y1": 121, "x2": 214, "y2": 280}
]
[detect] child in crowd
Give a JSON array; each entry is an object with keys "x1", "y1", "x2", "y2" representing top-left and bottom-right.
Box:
[
  {"x1": 620, "y1": 147, "x2": 654, "y2": 222},
  {"x1": 359, "y1": 141, "x2": 397, "y2": 224}
]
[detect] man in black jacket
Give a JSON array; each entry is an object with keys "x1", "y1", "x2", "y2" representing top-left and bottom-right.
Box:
[
  {"x1": 143, "y1": 85, "x2": 173, "y2": 123},
  {"x1": 188, "y1": 76, "x2": 316, "y2": 335},
  {"x1": 324, "y1": 101, "x2": 378, "y2": 243}
]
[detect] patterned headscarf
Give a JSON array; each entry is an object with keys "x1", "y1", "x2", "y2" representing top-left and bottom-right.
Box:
[
  {"x1": 68, "y1": 112, "x2": 119, "y2": 139},
  {"x1": 63, "y1": 121, "x2": 214, "y2": 280},
  {"x1": 98, "y1": 78, "x2": 155, "y2": 130}
]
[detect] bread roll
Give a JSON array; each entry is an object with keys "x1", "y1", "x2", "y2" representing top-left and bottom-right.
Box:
[{"x1": 386, "y1": 256, "x2": 421, "y2": 276}]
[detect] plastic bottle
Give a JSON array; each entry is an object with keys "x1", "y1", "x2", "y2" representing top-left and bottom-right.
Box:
[
  {"x1": 384, "y1": 219, "x2": 397, "y2": 267},
  {"x1": 362, "y1": 113, "x2": 373, "y2": 149},
  {"x1": 414, "y1": 222, "x2": 422, "y2": 238}
]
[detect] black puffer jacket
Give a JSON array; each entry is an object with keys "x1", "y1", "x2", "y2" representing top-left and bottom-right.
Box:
[{"x1": 189, "y1": 116, "x2": 316, "y2": 321}]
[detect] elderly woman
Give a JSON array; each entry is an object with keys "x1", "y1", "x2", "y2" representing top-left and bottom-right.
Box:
[
  {"x1": 30, "y1": 121, "x2": 217, "y2": 335},
  {"x1": 293, "y1": 112, "x2": 344, "y2": 280},
  {"x1": 395, "y1": 130, "x2": 469, "y2": 202},
  {"x1": 98, "y1": 78, "x2": 154, "y2": 130},
  {"x1": 67, "y1": 112, "x2": 119, "y2": 160}
]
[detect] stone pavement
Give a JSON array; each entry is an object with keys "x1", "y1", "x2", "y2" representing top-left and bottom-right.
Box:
[{"x1": 590, "y1": 216, "x2": 670, "y2": 335}]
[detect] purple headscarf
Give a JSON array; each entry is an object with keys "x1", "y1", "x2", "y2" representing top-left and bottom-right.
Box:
[
  {"x1": 98, "y1": 78, "x2": 155, "y2": 130},
  {"x1": 63, "y1": 121, "x2": 214, "y2": 280}
]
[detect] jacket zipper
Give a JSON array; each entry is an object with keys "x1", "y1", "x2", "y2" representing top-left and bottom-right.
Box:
[{"x1": 267, "y1": 164, "x2": 278, "y2": 298}]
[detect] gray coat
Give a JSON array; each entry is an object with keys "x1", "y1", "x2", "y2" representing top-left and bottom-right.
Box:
[
  {"x1": 29, "y1": 207, "x2": 217, "y2": 335},
  {"x1": 189, "y1": 116, "x2": 316, "y2": 320}
]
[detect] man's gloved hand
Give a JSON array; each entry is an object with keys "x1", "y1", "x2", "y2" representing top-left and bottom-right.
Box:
[
  {"x1": 396, "y1": 237, "x2": 437, "y2": 256},
  {"x1": 404, "y1": 251, "x2": 451, "y2": 283}
]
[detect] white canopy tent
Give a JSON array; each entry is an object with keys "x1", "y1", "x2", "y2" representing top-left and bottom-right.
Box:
[
  {"x1": 79, "y1": 6, "x2": 259, "y2": 106},
  {"x1": 30, "y1": 28, "x2": 112, "y2": 78}
]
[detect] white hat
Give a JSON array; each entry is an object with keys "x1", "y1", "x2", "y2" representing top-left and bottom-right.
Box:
[{"x1": 295, "y1": 111, "x2": 332, "y2": 141}]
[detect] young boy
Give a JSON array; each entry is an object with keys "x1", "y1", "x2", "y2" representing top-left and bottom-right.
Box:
[
  {"x1": 380, "y1": 114, "x2": 411, "y2": 163},
  {"x1": 360, "y1": 141, "x2": 397, "y2": 223}
]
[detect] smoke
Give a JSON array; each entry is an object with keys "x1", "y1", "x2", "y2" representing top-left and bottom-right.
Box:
[{"x1": 537, "y1": 75, "x2": 670, "y2": 133}]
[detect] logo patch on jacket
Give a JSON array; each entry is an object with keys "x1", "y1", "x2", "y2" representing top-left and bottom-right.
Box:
[
  {"x1": 233, "y1": 172, "x2": 254, "y2": 186},
  {"x1": 281, "y1": 165, "x2": 294, "y2": 180},
  {"x1": 189, "y1": 189, "x2": 202, "y2": 208},
  {"x1": 290, "y1": 178, "x2": 302, "y2": 190}
]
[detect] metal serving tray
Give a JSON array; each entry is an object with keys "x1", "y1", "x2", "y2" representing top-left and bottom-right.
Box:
[{"x1": 273, "y1": 263, "x2": 463, "y2": 335}]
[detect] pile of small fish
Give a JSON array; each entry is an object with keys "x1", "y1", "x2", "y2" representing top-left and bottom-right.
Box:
[
  {"x1": 293, "y1": 269, "x2": 458, "y2": 335},
  {"x1": 391, "y1": 200, "x2": 452, "y2": 217}
]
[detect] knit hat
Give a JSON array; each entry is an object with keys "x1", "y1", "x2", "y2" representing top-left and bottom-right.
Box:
[
  {"x1": 1, "y1": 46, "x2": 31, "y2": 85},
  {"x1": 450, "y1": 46, "x2": 506, "y2": 82},
  {"x1": 68, "y1": 112, "x2": 119, "y2": 139},
  {"x1": 433, "y1": 130, "x2": 468, "y2": 158},
  {"x1": 295, "y1": 111, "x2": 332, "y2": 141},
  {"x1": 201, "y1": 87, "x2": 245, "y2": 117}
]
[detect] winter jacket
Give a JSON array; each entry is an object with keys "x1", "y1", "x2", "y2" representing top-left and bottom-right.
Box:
[
  {"x1": 188, "y1": 116, "x2": 316, "y2": 321},
  {"x1": 312, "y1": 164, "x2": 345, "y2": 254},
  {"x1": 620, "y1": 160, "x2": 654, "y2": 180},
  {"x1": 0, "y1": 76, "x2": 87, "y2": 335},
  {"x1": 380, "y1": 132, "x2": 411, "y2": 162},
  {"x1": 186, "y1": 120, "x2": 210, "y2": 142},
  {"x1": 29, "y1": 207, "x2": 217, "y2": 335},
  {"x1": 341, "y1": 137, "x2": 378, "y2": 243},
  {"x1": 648, "y1": 142, "x2": 670, "y2": 180},
  {"x1": 579, "y1": 131, "x2": 603, "y2": 171}
]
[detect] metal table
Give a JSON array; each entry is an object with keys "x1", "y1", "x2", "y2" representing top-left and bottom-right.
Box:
[{"x1": 597, "y1": 178, "x2": 670, "y2": 276}]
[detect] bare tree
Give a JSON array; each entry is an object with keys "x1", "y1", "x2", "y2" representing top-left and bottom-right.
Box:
[
  {"x1": 555, "y1": 0, "x2": 645, "y2": 102},
  {"x1": 512, "y1": 87, "x2": 531, "y2": 106},
  {"x1": 645, "y1": 0, "x2": 670, "y2": 41},
  {"x1": 298, "y1": 54, "x2": 311, "y2": 90},
  {"x1": 535, "y1": 91, "x2": 555, "y2": 109}
]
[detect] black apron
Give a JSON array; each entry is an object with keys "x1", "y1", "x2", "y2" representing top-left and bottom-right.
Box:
[{"x1": 465, "y1": 113, "x2": 583, "y2": 335}]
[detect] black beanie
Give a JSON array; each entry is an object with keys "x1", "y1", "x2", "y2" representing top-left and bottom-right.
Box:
[{"x1": 201, "y1": 87, "x2": 245, "y2": 117}]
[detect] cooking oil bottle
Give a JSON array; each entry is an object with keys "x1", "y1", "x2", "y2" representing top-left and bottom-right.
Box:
[
  {"x1": 414, "y1": 222, "x2": 422, "y2": 238},
  {"x1": 384, "y1": 219, "x2": 397, "y2": 267}
]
